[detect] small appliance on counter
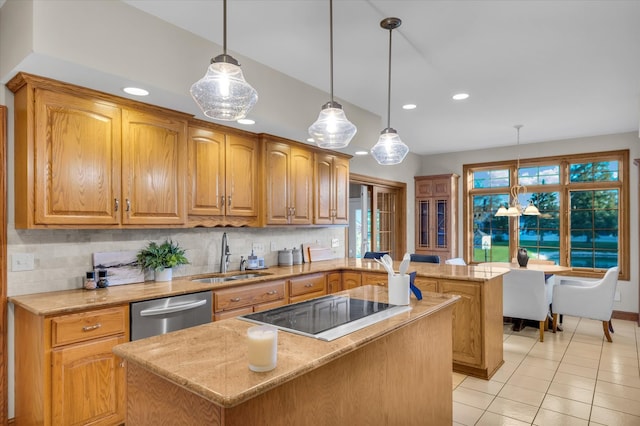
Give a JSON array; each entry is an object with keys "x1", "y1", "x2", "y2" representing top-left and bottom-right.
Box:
[{"x1": 247, "y1": 250, "x2": 266, "y2": 270}]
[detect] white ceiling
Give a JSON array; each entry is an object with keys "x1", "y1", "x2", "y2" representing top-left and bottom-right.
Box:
[{"x1": 123, "y1": 1, "x2": 639, "y2": 155}]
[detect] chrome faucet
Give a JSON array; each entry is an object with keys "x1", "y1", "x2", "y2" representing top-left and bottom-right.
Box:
[{"x1": 220, "y1": 232, "x2": 231, "y2": 273}]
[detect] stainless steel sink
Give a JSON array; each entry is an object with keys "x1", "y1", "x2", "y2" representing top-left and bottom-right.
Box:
[{"x1": 191, "y1": 272, "x2": 271, "y2": 284}]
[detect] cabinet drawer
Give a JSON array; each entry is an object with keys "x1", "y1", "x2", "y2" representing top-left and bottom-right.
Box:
[
  {"x1": 51, "y1": 307, "x2": 127, "y2": 347},
  {"x1": 215, "y1": 280, "x2": 285, "y2": 312},
  {"x1": 361, "y1": 273, "x2": 388, "y2": 287},
  {"x1": 289, "y1": 273, "x2": 326, "y2": 297}
]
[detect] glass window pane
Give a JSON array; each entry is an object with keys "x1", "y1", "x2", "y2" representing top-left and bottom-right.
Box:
[
  {"x1": 518, "y1": 191, "x2": 560, "y2": 263},
  {"x1": 472, "y1": 169, "x2": 510, "y2": 189},
  {"x1": 518, "y1": 165, "x2": 560, "y2": 186},
  {"x1": 472, "y1": 194, "x2": 509, "y2": 262},
  {"x1": 570, "y1": 161, "x2": 619, "y2": 182},
  {"x1": 569, "y1": 189, "x2": 619, "y2": 270}
]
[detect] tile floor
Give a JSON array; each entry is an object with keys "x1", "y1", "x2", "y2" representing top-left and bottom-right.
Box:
[{"x1": 452, "y1": 316, "x2": 640, "y2": 425}]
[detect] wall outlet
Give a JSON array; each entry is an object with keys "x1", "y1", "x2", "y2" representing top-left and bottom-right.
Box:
[
  {"x1": 614, "y1": 290, "x2": 621, "y2": 302},
  {"x1": 12, "y1": 253, "x2": 35, "y2": 272},
  {"x1": 331, "y1": 238, "x2": 339, "y2": 248},
  {"x1": 252, "y1": 243, "x2": 265, "y2": 254},
  {"x1": 270, "y1": 241, "x2": 277, "y2": 251}
]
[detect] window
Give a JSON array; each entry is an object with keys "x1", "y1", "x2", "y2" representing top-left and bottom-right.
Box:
[{"x1": 463, "y1": 150, "x2": 629, "y2": 279}]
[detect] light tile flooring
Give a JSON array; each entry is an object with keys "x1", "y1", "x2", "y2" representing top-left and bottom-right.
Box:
[{"x1": 453, "y1": 316, "x2": 640, "y2": 425}]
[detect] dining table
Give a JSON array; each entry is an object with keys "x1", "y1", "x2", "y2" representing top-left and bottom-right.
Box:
[
  {"x1": 476, "y1": 262, "x2": 572, "y2": 332},
  {"x1": 476, "y1": 262, "x2": 572, "y2": 274}
]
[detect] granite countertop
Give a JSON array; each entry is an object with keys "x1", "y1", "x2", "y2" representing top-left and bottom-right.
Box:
[
  {"x1": 112, "y1": 285, "x2": 460, "y2": 408},
  {"x1": 8, "y1": 258, "x2": 505, "y2": 316}
]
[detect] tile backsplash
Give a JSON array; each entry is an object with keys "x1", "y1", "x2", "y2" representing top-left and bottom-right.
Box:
[{"x1": 7, "y1": 227, "x2": 346, "y2": 296}]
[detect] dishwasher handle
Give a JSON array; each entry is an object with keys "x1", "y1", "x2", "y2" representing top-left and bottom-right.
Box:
[{"x1": 139, "y1": 299, "x2": 208, "y2": 317}]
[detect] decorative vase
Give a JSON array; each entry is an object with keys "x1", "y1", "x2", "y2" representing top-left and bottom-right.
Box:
[
  {"x1": 155, "y1": 267, "x2": 173, "y2": 282},
  {"x1": 516, "y1": 248, "x2": 529, "y2": 267}
]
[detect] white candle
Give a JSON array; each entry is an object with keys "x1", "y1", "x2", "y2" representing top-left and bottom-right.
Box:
[{"x1": 247, "y1": 325, "x2": 278, "y2": 372}]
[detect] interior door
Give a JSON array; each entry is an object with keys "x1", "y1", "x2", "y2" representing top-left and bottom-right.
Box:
[{"x1": 373, "y1": 187, "x2": 397, "y2": 259}]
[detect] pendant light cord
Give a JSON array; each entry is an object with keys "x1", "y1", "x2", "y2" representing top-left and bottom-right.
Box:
[
  {"x1": 222, "y1": 0, "x2": 228, "y2": 55},
  {"x1": 386, "y1": 26, "x2": 393, "y2": 128},
  {"x1": 329, "y1": 0, "x2": 334, "y2": 103}
]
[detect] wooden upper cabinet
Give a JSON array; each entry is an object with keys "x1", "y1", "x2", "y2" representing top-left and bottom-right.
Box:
[
  {"x1": 415, "y1": 174, "x2": 459, "y2": 261},
  {"x1": 32, "y1": 89, "x2": 122, "y2": 226},
  {"x1": 188, "y1": 126, "x2": 225, "y2": 216},
  {"x1": 263, "y1": 137, "x2": 312, "y2": 225},
  {"x1": 122, "y1": 109, "x2": 187, "y2": 226},
  {"x1": 314, "y1": 153, "x2": 349, "y2": 225},
  {"x1": 9, "y1": 73, "x2": 189, "y2": 228},
  {"x1": 226, "y1": 134, "x2": 259, "y2": 218},
  {"x1": 187, "y1": 123, "x2": 259, "y2": 226}
]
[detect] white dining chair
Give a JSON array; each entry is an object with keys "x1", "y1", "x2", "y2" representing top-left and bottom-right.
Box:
[
  {"x1": 503, "y1": 269, "x2": 550, "y2": 342},
  {"x1": 552, "y1": 267, "x2": 619, "y2": 342},
  {"x1": 445, "y1": 258, "x2": 466, "y2": 265}
]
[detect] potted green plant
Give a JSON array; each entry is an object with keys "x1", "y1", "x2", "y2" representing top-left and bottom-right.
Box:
[{"x1": 136, "y1": 239, "x2": 189, "y2": 281}]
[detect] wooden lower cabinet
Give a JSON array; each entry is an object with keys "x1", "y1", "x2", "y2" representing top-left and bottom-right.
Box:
[
  {"x1": 343, "y1": 272, "x2": 503, "y2": 379},
  {"x1": 14, "y1": 305, "x2": 129, "y2": 426},
  {"x1": 414, "y1": 276, "x2": 438, "y2": 293},
  {"x1": 52, "y1": 335, "x2": 127, "y2": 425},
  {"x1": 288, "y1": 273, "x2": 326, "y2": 304},
  {"x1": 213, "y1": 280, "x2": 286, "y2": 321},
  {"x1": 361, "y1": 272, "x2": 387, "y2": 287},
  {"x1": 327, "y1": 272, "x2": 342, "y2": 293},
  {"x1": 342, "y1": 272, "x2": 362, "y2": 290}
]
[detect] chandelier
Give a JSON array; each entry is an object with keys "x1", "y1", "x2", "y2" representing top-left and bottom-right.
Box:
[{"x1": 495, "y1": 125, "x2": 540, "y2": 217}]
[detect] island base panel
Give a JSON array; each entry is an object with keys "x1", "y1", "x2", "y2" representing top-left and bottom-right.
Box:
[{"x1": 126, "y1": 305, "x2": 455, "y2": 425}]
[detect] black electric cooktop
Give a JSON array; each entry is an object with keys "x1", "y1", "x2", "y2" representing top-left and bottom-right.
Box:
[{"x1": 240, "y1": 295, "x2": 411, "y2": 341}]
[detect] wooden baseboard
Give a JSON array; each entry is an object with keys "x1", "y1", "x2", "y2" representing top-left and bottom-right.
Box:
[{"x1": 612, "y1": 310, "x2": 638, "y2": 323}]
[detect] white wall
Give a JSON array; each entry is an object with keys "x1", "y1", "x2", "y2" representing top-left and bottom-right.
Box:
[{"x1": 420, "y1": 131, "x2": 640, "y2": 314}]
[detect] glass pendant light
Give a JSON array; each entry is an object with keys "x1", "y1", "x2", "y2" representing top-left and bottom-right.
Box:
[
  {"x1": 495, "y1": 125, "x2": 541, "y2": 217},
  {"x1": 308, "y1": 0, "x2": 357, "y2": 149},
  {"x1": 370, "y1": 17, "x2": 409, "y2": 166},
  {"x1": 190, "y1": 0, "x2": 258, "y2": 121}
]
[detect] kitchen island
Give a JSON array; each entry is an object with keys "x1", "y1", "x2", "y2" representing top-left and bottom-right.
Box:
[{"x1": 113, "y1": 285, "x2": 459, "y2": 425}]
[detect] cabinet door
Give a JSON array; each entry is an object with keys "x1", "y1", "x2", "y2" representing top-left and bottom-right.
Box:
[
  {"x1": 416, "y1": 199, "x2": 432, "y2": 250},
  {"x1": 122, "y1": 109, "x2": 187, "y2": 225},
  {"x1": 314, "y1": 153, "x2": 333, "y2": 224},
  {"x1": 439, "y1": 280, "x2": 482, "y2": 366},
  {"x1": 226, "y1": 134, "x2": 259, "y2": 217},
  {"x1": 265, "y1": 142, "x2": 291, "y2": 224},
  {"x1": 289, "y1": 147, "x2": 313, "y2": 224},
  {"x1": 342, "y1": 272, "x2": 362, "y2": 290},
  {"x1": 332, "y1": 156, "x2": 350, "y2": 224},
  {"x1": 327, "y1": 272, "x2": 342, "y2": 293},
  {"x1": 34, "y1": 89, "x2": 121, "y2": 225},
  {"x1": 188, "y1": 126, "x2": 225, "y2": 216},
  {"x1": 51, "y1": 334, "x2": 126, "y2": 426}
]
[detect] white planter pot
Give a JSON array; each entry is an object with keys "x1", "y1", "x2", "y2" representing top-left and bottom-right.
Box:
[{"x1": 154, "y1": 267, "x2": 173, "y2": 282}]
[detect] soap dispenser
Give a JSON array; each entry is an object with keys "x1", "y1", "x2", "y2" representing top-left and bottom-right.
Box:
[{"x1": 248, "y1": 250, "x2": 258, "y2": 269}]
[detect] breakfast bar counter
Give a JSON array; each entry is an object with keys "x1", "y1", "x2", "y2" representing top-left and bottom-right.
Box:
[{"x1": 113, "y1": 285, "x2": 459, "y2": 425}]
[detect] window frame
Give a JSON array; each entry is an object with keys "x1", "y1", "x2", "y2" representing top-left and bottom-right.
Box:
[{"x1": 463, "y1": 149, "x2": 629, "y2": 280}]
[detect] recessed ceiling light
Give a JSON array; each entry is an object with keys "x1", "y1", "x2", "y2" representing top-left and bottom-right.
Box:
[
  {"x1": 402, "y1": 104, "x2": 417, "y2": 110},
  {"x1": 237, "y1": 118, "x2": 255, "y2": 125},
  {"x1": 123, "y1": 87, "x2": 149, "y2": 96},
  {"x1": 306, "y1": 138, "x2": 315, "y2": 143},
  {"x1": 354, "y1": 151, "x2": 368, "y2": 156},
  {"x1": 452, "y1": 93, "x2": 469, "y2": 101}
]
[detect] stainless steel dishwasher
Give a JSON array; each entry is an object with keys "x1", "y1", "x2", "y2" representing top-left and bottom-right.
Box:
[{"x1": 130, "y1": 291, "x2": 213, "y2": 341}]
